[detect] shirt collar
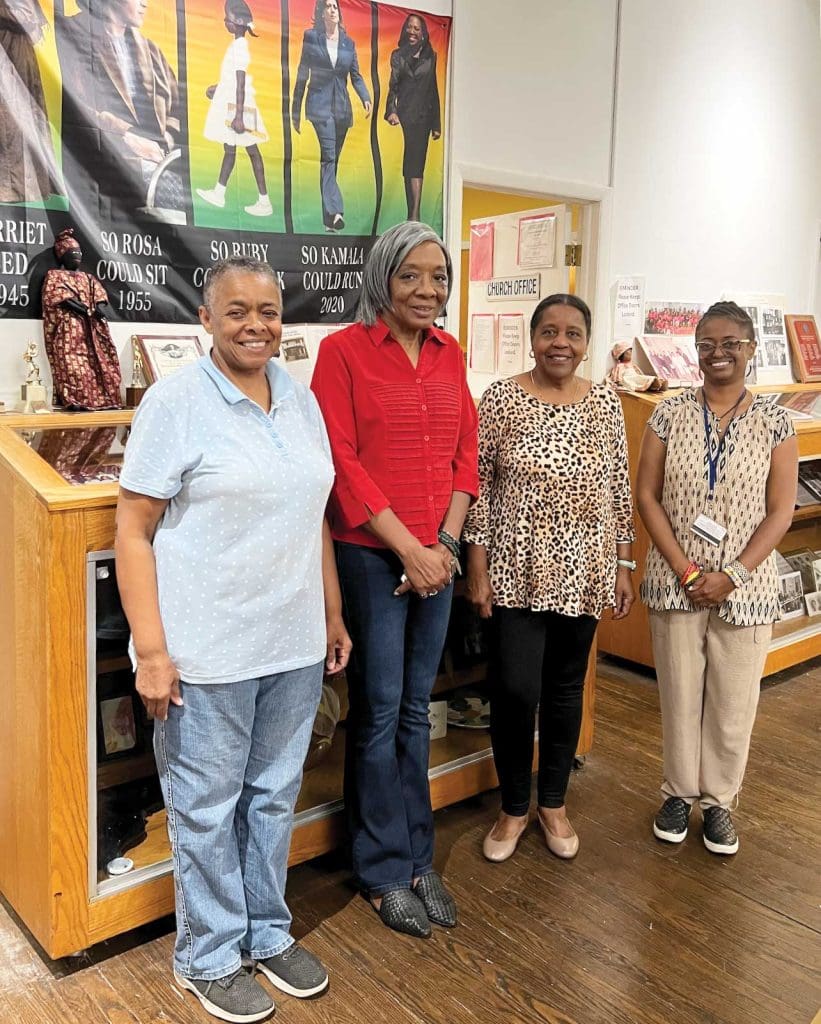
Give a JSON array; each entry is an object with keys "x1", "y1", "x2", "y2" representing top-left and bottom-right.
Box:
[
  {"x1": 199, "y1": 353, "x2": 295, "y2": 410},
  {"x1": 366, "y1": 318, "x2": 447, "y2": 347}
]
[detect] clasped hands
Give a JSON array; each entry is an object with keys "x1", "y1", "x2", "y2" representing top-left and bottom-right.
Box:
[
  {"x1": 394, "y1": 541, "x2": 455, "y2": 599},
  {"x1": 684, "y1": 571, "x2": 735, "y2": 607}
]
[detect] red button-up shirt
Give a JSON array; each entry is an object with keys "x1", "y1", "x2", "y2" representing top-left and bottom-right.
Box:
[{"x1": 311, "y1": 319, "x2": 479, "y2": 548}]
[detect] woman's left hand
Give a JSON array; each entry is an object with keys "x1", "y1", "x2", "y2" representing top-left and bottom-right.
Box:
[
  {"x1": 231, "y1": 114, "x2": 246, "y2": 134},
  {"x1": 387, "y1": 113, "x2": 399, "y2": 126},
  {"x1": 432, "y1": 130, "x2": 441, "y2": 140},
  {"x1": 612, "y1": 566, "x2": 635, "y2": 620},
  {"x1": 686, "y1": 571, "x2": 734, "y2": 607},
  {"x1": 325, "y1": 615, "x2": 352, "y2": 674}
]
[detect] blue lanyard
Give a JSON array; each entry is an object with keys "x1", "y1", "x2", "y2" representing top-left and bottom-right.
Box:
[{"x1": 702, "y1": 389, "x2": 746, "y2": 499}]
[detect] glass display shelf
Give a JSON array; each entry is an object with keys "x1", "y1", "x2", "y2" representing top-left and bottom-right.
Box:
[
  {"x1": 17, "y1": 424, "x2": 128, "y2": 486},
  {"x1": 87, "y1": 551, "x2": 170, "y2": 899}
]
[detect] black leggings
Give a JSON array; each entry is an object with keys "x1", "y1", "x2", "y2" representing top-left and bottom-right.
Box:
[{"x1": 491, "y1": 607, "x2": 598, "y2": 814}]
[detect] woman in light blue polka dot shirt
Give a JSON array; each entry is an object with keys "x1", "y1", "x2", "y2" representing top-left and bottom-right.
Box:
[{"x1": 115, "y1": 257, "x2": 351, "y2": 1022}]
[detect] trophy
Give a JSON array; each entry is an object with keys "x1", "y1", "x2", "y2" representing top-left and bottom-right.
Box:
[
  {"x1": 18, "y1": 342, "x2": 51, "y2": 414},
  {"x1": 125, "y1": 338, "x2": 147, "y2": 408}
]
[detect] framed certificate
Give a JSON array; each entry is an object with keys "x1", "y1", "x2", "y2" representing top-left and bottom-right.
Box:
[{"x1": 134, "y1": 334, "x2": 205, "y2": 384}]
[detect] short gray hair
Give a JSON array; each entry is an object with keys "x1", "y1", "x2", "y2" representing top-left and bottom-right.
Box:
[
  {"x1": 202, "y1": 256, "x2": 280, "y2": 309},
  {"x1": 358, "y1": 222, "x2": 453, "y2": 325}
]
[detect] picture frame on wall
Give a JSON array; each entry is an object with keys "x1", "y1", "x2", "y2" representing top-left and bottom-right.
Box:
[
  {"x1": 785, "y1": 315, "x2": 821, "y2": 383},
  {"x1": 134, "y1": 334, "x2": 205, "y2": 384}
]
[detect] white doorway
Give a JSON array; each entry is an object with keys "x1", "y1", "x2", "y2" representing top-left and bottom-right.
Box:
[{"x1": 446, "y1": 165, "x2": 614, "y2": 390}]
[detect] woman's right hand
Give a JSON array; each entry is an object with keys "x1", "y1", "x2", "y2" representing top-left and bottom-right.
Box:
[
  {"x1": 386, "y1": 113, "x2": 399, "y2": 126},
  {"x1": 206, "y1": 84, "x2": 216, "y2": 100},
  {"x1": 135, "y1": 652, "x2": 183, "y2": 722},
  {"x1": 466, "y1": 569, "x2": 493, "y2": 618},
  {"x1": 398, "y1": 543, "x2": 452, "y2": 598}
]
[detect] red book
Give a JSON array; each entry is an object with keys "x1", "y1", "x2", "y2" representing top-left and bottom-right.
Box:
[{"x1": 785, "y1": 314, "x2": 821, "y2": 382}]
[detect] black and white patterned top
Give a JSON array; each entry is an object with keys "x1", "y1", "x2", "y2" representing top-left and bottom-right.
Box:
[{"x1": 640, "y1": 390, "x2": 795, "y2": 625}]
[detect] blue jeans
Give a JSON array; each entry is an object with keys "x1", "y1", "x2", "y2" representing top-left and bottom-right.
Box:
[
  {"x1": 310, "y1": 116, "x2": 349, "y2": 219},
  {"x1": 336, "y1": 542, "x2": 453, "y2": 895},
  {"x1": 153, "y1": 664, "x2": 323, "y2": 980}
]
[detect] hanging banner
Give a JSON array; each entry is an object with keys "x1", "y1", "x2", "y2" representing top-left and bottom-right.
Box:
[{"x1": 0, "y1": 0, "x2": 450, "y2": 324}]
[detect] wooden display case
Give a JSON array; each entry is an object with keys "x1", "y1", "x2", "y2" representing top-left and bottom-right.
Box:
[
  {"x1": 598, "y1": 384, "x2": 821, "y2": 674},
  {"x1": 0, "y1": 410, "x2": 596, "y2": 959}
]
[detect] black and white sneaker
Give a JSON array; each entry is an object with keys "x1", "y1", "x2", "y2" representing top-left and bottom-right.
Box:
[
  {"x1": 653, "y1": 796, "x2": 691, "y2": 843},
  {"x1": 252, "y1": 943, "x2": 329, "y2": 998},
  {"x1": 174, "y1": 967, "x2": 274, "y2": 1023},
  {"x1": 702, "y1": 806, "x2": 739, "y2": 855}
]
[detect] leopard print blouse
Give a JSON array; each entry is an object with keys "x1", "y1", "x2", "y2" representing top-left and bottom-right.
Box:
[{"x1": 463, "y1": 378, "x2": 635, "y2": 618}]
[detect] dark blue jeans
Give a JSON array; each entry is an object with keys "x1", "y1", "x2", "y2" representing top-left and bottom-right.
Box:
[{"x1": 336, "y1": 542, "x2": 453, "y2": 896}]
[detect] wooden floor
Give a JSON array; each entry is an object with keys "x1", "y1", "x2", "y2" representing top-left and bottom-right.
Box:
[{"x1": 1, "y1": 660, "x2": 819, "y2": 1024}]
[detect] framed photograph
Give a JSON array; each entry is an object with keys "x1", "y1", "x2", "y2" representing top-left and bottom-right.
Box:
[
  {"x1": 643, "y1": 301, "x2": 705, "y2": 336},
  {"x1": 637, "y1": 335, "x2": 701, "y2": 387},
  {"x1": 785, "y1": 315, "x2": 821, "y2": 383},
  {"x1": 777, "y1": 569, "x2": 805, "y2": 620},
  {"x1": 803, "y1": 591, "x2": 821, "y2": 617},
  {"x1": 98, "y1": 694, "x2": 140, "y2": 759},
  {"x1": 135, "y1": 334, "x2": 205, "y2": 384}
]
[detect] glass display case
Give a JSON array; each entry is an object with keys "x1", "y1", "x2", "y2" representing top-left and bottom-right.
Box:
[{"x1": 86, "y1": 552, "x2": 171, "y2": 899}]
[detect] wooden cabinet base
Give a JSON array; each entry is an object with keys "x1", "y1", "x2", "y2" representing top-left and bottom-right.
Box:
[{"x1": 0, "y1": 412, "x2": 597, "y2": 960}]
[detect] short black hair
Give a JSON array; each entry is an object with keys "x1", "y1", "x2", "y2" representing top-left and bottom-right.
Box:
[
  {"x1": 530, "y1": 293, "x2": 592, "y2": 338},
  {"x1": 695, "y1": 300, "x2": 755, "y2": 343}
]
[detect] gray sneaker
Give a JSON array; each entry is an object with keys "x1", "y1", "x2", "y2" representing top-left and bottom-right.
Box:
[
  {"x1": 174, "y1": 967, "x2": 274, "y2": 1023},
  {"x1": 253, "y1": 943, "x2": 329, "y2": 998}
]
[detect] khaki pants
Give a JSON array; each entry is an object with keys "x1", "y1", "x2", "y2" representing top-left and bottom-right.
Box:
[{"x1": 649, "y1": 609, "x2": 771, "y2": 809}]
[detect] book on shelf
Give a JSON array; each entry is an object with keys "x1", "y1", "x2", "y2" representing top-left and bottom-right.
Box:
[{"x1": 785, "y1": 314, "x2": 821, "y2": 383}]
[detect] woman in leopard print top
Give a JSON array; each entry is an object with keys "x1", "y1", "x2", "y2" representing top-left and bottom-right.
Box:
[{"x1": 464, "y1": 294, "x2": 635, "y2": 863}]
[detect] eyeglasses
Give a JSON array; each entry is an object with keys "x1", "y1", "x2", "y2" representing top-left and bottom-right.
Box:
[{"x1": 694, "y1": 339, "x2": 752, "y2": 355}]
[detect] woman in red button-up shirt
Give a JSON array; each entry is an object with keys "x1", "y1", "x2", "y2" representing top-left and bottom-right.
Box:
[{"x1": 312, "y1": 221, "x2": 478, "y2": 939}]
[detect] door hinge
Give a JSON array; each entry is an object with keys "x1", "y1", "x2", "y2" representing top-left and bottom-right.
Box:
[{"x1": 564, "y1": 243, "x2": 583, "y2": 267}]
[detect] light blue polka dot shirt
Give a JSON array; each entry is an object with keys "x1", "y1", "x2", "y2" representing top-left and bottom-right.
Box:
[{"x1": 120, "y1": 355, "x2": 335, "y2": 684}]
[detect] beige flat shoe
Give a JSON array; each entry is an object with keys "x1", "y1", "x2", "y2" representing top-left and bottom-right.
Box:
[
  {"x1": 537, "y1": 813, "x2": 579, "y2": 859},
  {"x1": 482, "y1": 816, "x2": 528, "y2": 863}
]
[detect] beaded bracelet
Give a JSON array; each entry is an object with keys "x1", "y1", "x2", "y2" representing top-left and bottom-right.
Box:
[
  {"x1": 722, "y1": 559, "x2": 751, "y2": 588},
  {"x1": 679, "y1": 561, "x2": 704, "y2": 588},
  {"x1": 437, "y1": 528, "x2": 461, "y2": 561}
]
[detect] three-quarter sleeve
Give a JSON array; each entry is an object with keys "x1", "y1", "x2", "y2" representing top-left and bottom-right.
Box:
[
  {"x1": 451, "y1": 372, "x2": 479, "y2": 498},
  {"x1": 609, "y1": 394, "x2": 636, "y2": 543},
  {"x1": 462, "y1": 385, "x2": 502, "y2": 546},
  {"x1": 311, "y1": 338, "x2": 390, "y2": 528}
]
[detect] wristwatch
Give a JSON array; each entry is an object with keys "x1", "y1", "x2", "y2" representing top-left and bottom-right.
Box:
[{"x1": 617, "y1": 558, "x2": 637, "y2": 571}]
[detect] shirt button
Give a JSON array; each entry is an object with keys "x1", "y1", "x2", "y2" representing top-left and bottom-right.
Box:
[
  {"x1": 424, "y1": 435, "x2": 429, "y2": 441},
  {"x1": 426, "y1": 465, "x2": 432, "y2": 472},
  {"x1": 421, "y1": 404, "x2": 427, "y2": 411},
  {"x1": 428, "y1": 495, "x2": 434, "y2": 501},
  {"x1": 416, "y1": 378, "x2": 422, "y2": 384}
]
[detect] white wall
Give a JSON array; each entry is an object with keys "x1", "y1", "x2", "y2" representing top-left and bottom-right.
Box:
[
  {"x1": 449, "y1": 0, "x2": 618, "y2": 188},
  {"x1": 2, "y1": 0, "x2": 820, "y2": 406},
  {"x1": 610, "y1": 0, "x2": 821, "y2": 315}
]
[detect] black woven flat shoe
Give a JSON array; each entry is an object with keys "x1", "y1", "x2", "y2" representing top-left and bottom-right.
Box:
[
  {"x1": 414, "y1": 871, "x2": 457, "y2": 928},
  {"x1": 369, "y1": 888, "x2": 431, "y2": 938}
]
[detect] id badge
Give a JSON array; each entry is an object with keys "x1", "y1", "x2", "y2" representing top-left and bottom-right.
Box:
[{"x1": 692, "y1": 512, "x2": 727, "y2": 546}]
